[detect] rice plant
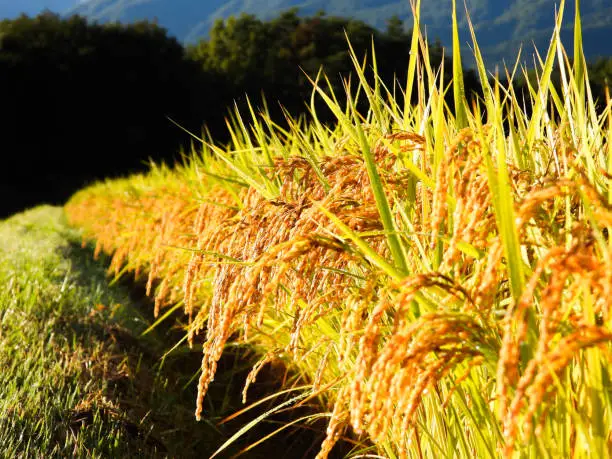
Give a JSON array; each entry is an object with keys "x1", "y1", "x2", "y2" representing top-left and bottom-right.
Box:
[{"x1": 66, "y1": 0, "x2": 612, "y2": 456}]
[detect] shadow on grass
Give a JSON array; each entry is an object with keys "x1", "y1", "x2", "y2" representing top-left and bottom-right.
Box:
[{"x1": 58, "y1": 239, "x2": 355, "y2": 458}]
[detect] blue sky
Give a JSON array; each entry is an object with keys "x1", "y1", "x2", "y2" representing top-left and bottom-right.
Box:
[{"x1": 0, "y1": 0, "x2": 79, "y2": 19}]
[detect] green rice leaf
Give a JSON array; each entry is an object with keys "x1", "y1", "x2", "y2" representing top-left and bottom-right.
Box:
[
  {"x1": 451, "y1": 0, "x2": 468, "y2": 128},
  {"x1": 526, "y1": 0, "x2": 566, "y2": 148},
  {"x1": 318, "y1": 205, "x2": 403, "y2": 281}
]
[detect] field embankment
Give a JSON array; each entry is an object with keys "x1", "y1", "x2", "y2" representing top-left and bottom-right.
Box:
[
  {"x1": 64, "y1": 1, "x2": 612, "y2": 457},
  {"x1": 0, "y1": 207, "x2": 326, "y2": 457}
]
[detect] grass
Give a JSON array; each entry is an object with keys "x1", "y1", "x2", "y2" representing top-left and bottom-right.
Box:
[
  {"x1": 64, "y1": 0, "x2": 612, "y2": 457},
  {"x1": 0, "y1": 206, "x2": 330, "y2": 457}
]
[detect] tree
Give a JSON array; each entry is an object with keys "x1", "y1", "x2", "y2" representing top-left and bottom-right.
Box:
[{"x1": 386, "y1": 15, "x2": 405, "y2": 37}]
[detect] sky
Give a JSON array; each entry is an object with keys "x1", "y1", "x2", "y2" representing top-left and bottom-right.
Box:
[{"x1": 0, "y1": 0, "x2": 79, "y2": 19}]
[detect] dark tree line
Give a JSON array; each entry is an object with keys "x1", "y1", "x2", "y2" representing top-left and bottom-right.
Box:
[
  {"x1": 0, "y1": 13, "x2": 222, "y2": 217},
  {"x1": 1, "y1": 10, "x2": 611, "y2": 218}
]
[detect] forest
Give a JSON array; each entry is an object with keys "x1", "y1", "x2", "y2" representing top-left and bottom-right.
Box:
[{"x1": 0, "y1": 10, "x2": 610, "y2": 217}]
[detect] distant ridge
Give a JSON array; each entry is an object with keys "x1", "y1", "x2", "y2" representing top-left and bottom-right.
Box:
[{"x1": 65, "y1": 0, "x2": 612, "y2": 66}]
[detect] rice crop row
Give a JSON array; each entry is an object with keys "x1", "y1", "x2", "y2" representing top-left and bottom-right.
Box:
[{"x1": 66, "y1": 1, "x2": 612, "y2": 456}]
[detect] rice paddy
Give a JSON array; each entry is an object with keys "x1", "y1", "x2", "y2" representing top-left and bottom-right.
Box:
[{"x1": 65, "y1": 0, "x2": 612, "y2": 457}]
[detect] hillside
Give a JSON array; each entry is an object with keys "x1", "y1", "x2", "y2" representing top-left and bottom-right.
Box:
[{"x1": 66, "y1": 0, "x2": 612, "y2": 65}]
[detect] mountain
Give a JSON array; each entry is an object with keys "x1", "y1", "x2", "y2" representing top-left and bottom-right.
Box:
[{"x1": 63, "y1": 0, "x2": 612, "y2": 67}]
